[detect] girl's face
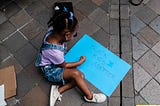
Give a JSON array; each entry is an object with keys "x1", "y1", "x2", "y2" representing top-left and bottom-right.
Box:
[{"x1": 65, "y1": 24, "x2": 78, "y2": 41}]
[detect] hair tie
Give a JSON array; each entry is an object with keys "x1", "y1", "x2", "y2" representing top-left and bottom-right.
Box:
[
  {"x1": 69, "y1": 12, "x2": 73, "y2": 21},
  {"x1": 63, "y1": 6, "x2": 73, "y2": 21},
  {"x1": 63, "y1": 6, "x2": 68, "y2": 12},
  {"x1": 55, "y1": 6, "x2": 60, "y2": 10}
]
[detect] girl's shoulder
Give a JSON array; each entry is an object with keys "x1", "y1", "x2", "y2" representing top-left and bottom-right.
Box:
[{"x1": 43, "y1": 26, "x2": 54, "y2": 43}]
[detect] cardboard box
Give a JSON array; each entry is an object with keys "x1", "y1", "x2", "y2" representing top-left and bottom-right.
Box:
[{"x1": 0, "y1": 66, "x2": 17, "y2": 99}]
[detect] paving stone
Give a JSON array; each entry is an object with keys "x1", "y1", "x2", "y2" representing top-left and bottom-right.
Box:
[
  {"x1": 9, "y1": 10, "x2": 32, "y2": 28},
  {"x1": 55, "y1": 88, "x2": 85, "y2": 106},
  {"x1": 121, "y1": 19, "x2": 129, "y2": 27},
  {"x1": 133, "y1": 63, "x2": 152, "y2": 92},
  {"x1": 121, "y1": 27, "x2": 132, "y2": 53},
  {"x1": 130, "y1": 15, "x2": 146, "y2": 35},
  {"x1": 109, "y1": 34, "x2": 119, "y2": 54},
  {"x1": 0, "y1": 56, "x2": 23, "y2": 74},
  {"x1": 110, "y1": 5, "x2": 119, "y2": 19},
  {"x1": 91, "y1": 0, "x2": 104, "y2": 6},
  {"x1": 120, "y1": 0, "x2": 129, "y2": 4},
  {"x1": 38, "y1": 78, "x2": 51, "y2": 96},
  {"x1": 82, "y1": 100, "x2": 107, "y2": 106},
  {"x1": 14, "y1": 43, "x2": 37, "y2": 68},
  {"x1": 16, "y1": 69, "x2": 39, "y2": 98},
  {"x1": 137, "y1": 26, "x2": 160, "y2": 48},
  {"x1": 76, "y1": 0, "x2": 97, "y2": 16},
  {"x1": 130, "y1": 2, "x2": 144, "y2": 16},
  {"x1": 92, "y1": 29, "x2": 110, "y2": 48},
  {"x1": 89, "y1": 8, "x2": 109, "y2": 33},
  {"x1": 140, "y1": 79, "x2": 160, "y2": 104},
  {"x1": 133, "y1": 59, "x2": 136, "y2": 64},
  {"x1": 110, "y1": 0, "x2": 119, "y2": 5},
  {"x1": 15, "y1": 0, "x2": 33, "y2": 9},
  {"x1": 79, "y1": 18, "x2": 100, "y2": 36},
  {"x1": 108, "y1": 97, "x2": 120, "y2": 106},
  {"x1": 152, "y1": 41, "x2": 160, "y2": 57},
  {"x1": 111, "y1": 5, "x2": 119, "y2": 10},
  {"x1": 122, "y1": 69, "x2": 134, "y2": 97},
  {"x1": 25, "y1": 1, "x2": 51, "y2": 27},
  {"x1": 147, "y1": 0, "x2": 160, "y2": 15},
  {"x1": 122, "y1": 97, "x2": 135, "y2": 106},
  {"x1": 85, "y1": 80, "x2": 97, "y2": 92},
  {"x1": 138, "y1": 50, "x2": 160, "y2": 77},
  {"x1": 30, "y1": 30, "x2": 46, "y2": 49},
  {"x1": 110, "y1": 10, "x2": 119, "y2": 19},
  {"x1": 20, "y1": 86, "x2": 48, "y2": 106},
  {"x1": 155, "y1": 72, "x2": 160, "y2": 84},
  {"x1": 3, "y1": 32, "x2": 28, "y2": 53},
  {"x1": 25, "y1": 1, "x2": 46, "y2": 16},
  {"x1": 110, "y1": 84, "x2": 120, "y2": 96},
  {"x1": 71, "y1": 0, "x2": 82, "y2": 6},
  {"x1": 110, "y1": 19, "x2": 119, "y2": 35},
  {"x1": 142, "y1": 0, "x2": 150, "y2": 4},
  {"x1": 0, "y1": 21, "x2": 16, "y2": 41},
  {"x1": 135, "y1": 6, "x2": 158, "y2": 24},
  {"x1": 132, "y1": 36, "x2": 149, "y2": 60},
  {"x1": 0, "y1": 45, "x2": 10, "y2": 62},
  {"x1": 20, "y1": 20, "x2": 44, "y2": 40},
  {"x1": 120, "y1": 5, "x2": 129, "y2": 19},
  {"x1": 3, "y1": 2, "x2": 21, "y2": 18},
  {"x1": 40, "y1": 0, "x2": 59, "y2": 8},
  {"x1": 0, "y1": 11, "x2": 7, "y2": 24},
  {"x1": 100, "y1": 0, "x2": 110, "y2": 13},
  {"x1": 24, "y1": 61, "x2": 43, "y2": 84},
  {"x1": 43, "y1": 0, "x2": 81, "y2": 9},
  {"x1": 122, "y1": 52, "x2": 132, "y2": 65},
  {"x1": 135, "y1": 95, "x2": 149, "y2": 105},
  {"x1": 130, "y1": 0, "x2": 142, "y2": 4},
  {"x1": 32, "y1": 8, "x2": 51, "y2": 28},
  {"x1": 74, "y1": 8, "x2": 86, "y2": 22},
  {"x1": 149, "y1": 16, "x2": 160, "y2": 35}
]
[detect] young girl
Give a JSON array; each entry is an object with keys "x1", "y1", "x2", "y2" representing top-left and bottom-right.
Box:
[{"x1": 35, "y1": 3, "x2": 106, "y2": 106}]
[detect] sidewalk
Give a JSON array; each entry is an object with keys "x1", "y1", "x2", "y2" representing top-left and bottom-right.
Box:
[
  {"x1": 0, "y1": 0, "x2": 160, "y2": 105},
  {"x1": 131, "y1": 0, "x2": 160, "y2": 105}
]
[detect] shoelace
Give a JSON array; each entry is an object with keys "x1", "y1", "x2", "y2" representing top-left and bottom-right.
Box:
[
  {"x1": 57, "y1": 94, "x2": 62, "y2": 101},
  {"x1": 93, "y1": 94, "x2": 98, "y2": 102}
]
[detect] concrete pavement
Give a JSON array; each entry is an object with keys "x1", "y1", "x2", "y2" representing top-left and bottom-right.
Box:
[{"x1": 0, "y1": 0, "x2": 160, "y2": 105}]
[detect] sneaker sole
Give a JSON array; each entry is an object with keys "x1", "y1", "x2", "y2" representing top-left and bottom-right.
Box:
[{"x1": 50, "y1": 85, "x2": 57, "y2": 106}]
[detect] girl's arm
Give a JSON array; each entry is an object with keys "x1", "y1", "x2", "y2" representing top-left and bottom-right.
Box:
[{"x1": 58, "y1": 56, "x2": 86, "y2": 68}]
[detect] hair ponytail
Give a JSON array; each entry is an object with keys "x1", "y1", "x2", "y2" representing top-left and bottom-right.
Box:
[{"x1": 47, "y1": 2, "x2": 78, "y2": 33}]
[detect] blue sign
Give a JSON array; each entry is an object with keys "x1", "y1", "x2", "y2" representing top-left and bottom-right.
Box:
[{"x1": 65, "y1": 34, "x2": 131, "y2": 96}]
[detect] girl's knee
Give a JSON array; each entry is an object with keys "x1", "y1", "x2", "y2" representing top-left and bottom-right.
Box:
[
  {"x1": 72, "y1": 69, "x2": 84, "y2": 79},
  {"x1": 81, "y1": 72, "x2": 85, "y2": 79}
]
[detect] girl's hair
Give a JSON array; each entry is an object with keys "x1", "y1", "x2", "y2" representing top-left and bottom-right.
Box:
[{"x1": 47, "y1": 3, "x2": 78, "y2": 33}]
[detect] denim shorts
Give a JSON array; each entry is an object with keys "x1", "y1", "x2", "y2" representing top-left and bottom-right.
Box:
[{"x1": 40, "y1": 64, "x2": 65, "y2": 85}]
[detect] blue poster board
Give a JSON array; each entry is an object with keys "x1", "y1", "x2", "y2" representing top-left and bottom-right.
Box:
[{"x1": 65, "y1": 34, "x2": 131, "y2": 96}]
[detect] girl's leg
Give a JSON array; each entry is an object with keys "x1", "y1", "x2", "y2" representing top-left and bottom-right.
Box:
[
  {"x1": 58, "y1": 80, "x2": 75, "y2": 93},
  {"x1": 56, "y1": 68, "x2": 106, "y2": 103},
  {"x1": 62, "y1": 68, "x2": 93, "y2": 99}
]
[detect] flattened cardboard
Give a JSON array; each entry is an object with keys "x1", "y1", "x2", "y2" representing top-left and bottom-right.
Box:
[{"x1": 0, "y1": 66, "x2": 17, "y2": 99}]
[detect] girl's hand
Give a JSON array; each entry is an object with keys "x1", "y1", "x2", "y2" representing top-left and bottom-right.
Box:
[{"x1": 79, "y1": 56, "x2": 86, "y2": 63}]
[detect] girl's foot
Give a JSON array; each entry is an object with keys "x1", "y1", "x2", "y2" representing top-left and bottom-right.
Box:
[
  {"x1": 50, "y1": 85, "x2": 62, "y2": 106},
  {"x1": 84, "y1": 93, "x2": 106, "y2": 103}
]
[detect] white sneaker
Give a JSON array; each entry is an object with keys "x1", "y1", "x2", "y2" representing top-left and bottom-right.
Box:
[
  {"x1": 84, "y1": 93, "x2": 106, "y2": 103},
  {"x1": 50, "y1": 85, "x2": 62, "y2": 106}
]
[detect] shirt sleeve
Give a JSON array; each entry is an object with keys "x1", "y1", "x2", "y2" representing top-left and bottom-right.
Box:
[{"x1": 42, "y1": 49, "x2": 64, "y2": 65}]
